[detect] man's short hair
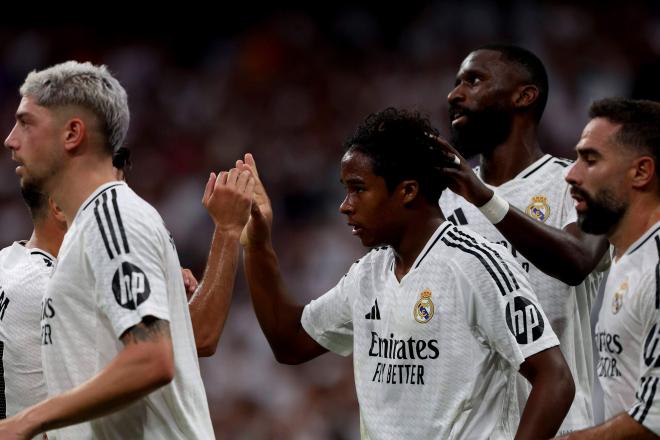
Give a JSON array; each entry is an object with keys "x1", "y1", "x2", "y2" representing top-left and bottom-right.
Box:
[
  {"x1": 589, "y1": 98, "x2": 660, "y2": 176},
  {"x1": 20, "y1": 61, "x2": 129, "y2": 154},
  {"x1": 343, "y1": 108, "x2": 452, "y2": 203},
  {"x1": 477, "y1": 43, "x2": 549, "y2": 123}
]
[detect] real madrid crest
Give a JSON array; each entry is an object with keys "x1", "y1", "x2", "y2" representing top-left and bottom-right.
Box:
[
  {"x1": 612, "y1": 279, "x2": 628, "y2": 314},
  {"x1": 526, "y1": 195, "x2": 550, "y2": 222},
  {"x1": 414, "y1": 289, "x2": 434, "y2": 323}
]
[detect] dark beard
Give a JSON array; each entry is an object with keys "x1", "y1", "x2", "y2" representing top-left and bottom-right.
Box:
[
  {"x1": 20, "y1": 181, "x2": 48, "y2": 219},
  {"x1": 449, "y1": 105, "x2": 513, "y2": 159},
  {"x1": 573, "y1": 186, "x2": 626, "y2": 235}
]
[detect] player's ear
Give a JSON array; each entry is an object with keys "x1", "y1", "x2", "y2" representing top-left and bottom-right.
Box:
[
  {"x1": 62, "y1": 117, "x2": 86, "y2": 152},
  {"x1": 631, "y1": 156, "x2": 656, "y2": 190},
  {"x1": 399, "y1": 180, "x2": 420, "y2": 205},
  {"x1": 48, "y1": 197, "x2": 67, "y2": 226},
  {"x1": 513, "y1": 84, "x2": 539, "y2": 110}
]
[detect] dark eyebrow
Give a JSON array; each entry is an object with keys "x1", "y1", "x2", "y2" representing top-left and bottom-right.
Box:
[
  {"x1": 575, "y1": 146, "x2": 602, "y2": 158},
  {"x1": 341, "y1": 177, "x2": 365, "y2": 185}
]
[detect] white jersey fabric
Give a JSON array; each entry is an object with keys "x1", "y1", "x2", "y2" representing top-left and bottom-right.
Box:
[
  {"x1": 41, "y1": 181, "x2": 214, "y2": 439},
  {"x1": 0, "y1": 241, "x2": 54, "y2": 418},
  {"x1": 302, "y1": 222, "x2": 559, "y2": 439},
  {"x1": 596, "y1": 222, "x2": 660, "y2": 435},
  {"x1": 439, "y1": 154, "x2": 606, "y2": 433}
]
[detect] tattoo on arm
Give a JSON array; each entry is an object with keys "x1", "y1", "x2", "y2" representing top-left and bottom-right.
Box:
[{"x1": 121, "y1": 316, "x2": 171, "y2": 345}]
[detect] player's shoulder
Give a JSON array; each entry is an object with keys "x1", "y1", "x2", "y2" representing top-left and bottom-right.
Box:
[
  {"x1": 518, "y1": 154, "x2": 573, "y2": 181},
  {"x1": 349, "y1": 245, "x2": 391, "y2": 273},
  {"x1": 80, "y1": 182, "x2": 162, "y2": 230},
  {"x1": 439, "y1": 224, "x2": 525, "y2": 292},
  {"x1": 626, "y1": 222, "x2": 660, "y2": 271}
]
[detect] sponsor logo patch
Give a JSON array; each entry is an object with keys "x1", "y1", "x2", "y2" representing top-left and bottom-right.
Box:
[{"x1": 112, "y1": 262, "x2": 151, "y2": 310}]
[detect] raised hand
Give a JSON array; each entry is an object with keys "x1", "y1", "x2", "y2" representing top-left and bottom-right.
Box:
[
  {"x1": 202, "y1": 167, "x2": 255, "y2": 235},
  {"x1": 236, "y1": 153, "x2": 273, "y2": 246}
]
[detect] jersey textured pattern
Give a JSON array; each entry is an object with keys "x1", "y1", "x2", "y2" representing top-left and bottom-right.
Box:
[
  {"x1": 440, "y1": 154, "x2": 606, "y2": 433},
  {"x1": 41, "y1": 181, "x2": 214, "y2": 439},
  {"x1": 596, "y1": 221, "x2": 660, "y2": 435},
  {"x1": 0, "y1": 242, "x2": 53, "y2": 418},
  {"x1": 302, "y1": 222, "x2": 559, "y2": 439}
]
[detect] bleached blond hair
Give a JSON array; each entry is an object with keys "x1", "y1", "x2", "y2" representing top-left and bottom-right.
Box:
[{"x1": 20, "y1": 61, "x2": 130, "y2": 154}]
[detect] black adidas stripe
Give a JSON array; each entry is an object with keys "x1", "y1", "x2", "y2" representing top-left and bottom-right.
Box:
[
  {"x1": 94, "y1": 199, "x2": 114, "y2": 259},
  {"x1": 111, "y1": 189, "x2": 130, "y2": 254},
  {"x1": 452, "y1": 229, "x2": 520, "y2": 291},
  {"x1": 82, "y1": 183, "x2": 124, "y2": 211},
  {"x1": 637, "y1": 377, "x2": 659, "y2": 423},
  {"x1": 94, "y1": 190, "x2": 131, "y2": 260},
  {"x1": 102, "y1": 192, "x2": 122, "y2": 255},
  {"x1": 441, "y1": 237, "x2": 507, "y2": 297},
  {"x1": 414, "y1": 223, "x2": 452, "y2": 269},
  {"x1": 445, "y1": 230, "x2": 517, "y2": 293}
]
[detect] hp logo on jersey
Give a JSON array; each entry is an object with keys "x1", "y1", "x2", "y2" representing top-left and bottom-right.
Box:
[
  {"x1": 505, "y1": 296, "x2": 544, "y2": 344},
  {"x1": 112, "y1": 262, "x2": 151, "y2": 310}
]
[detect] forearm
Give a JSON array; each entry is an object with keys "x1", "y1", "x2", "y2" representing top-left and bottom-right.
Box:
[
  {"x1": 16, "y1": 341, "x2": 172, "y2": 437},
  {"x1": 495, "y1": 208, "x2": 606, "y2": 284},
  {"x1": 516, "y1": 356, "x2": 575, "y2": 439},
  {"x1": 557, "y1": 413, "x2": 659, "y2": 440},
  {"x1": 243, "y1": 241, "x2": 307, "y2": 361},
  {"x1": 189, "y1": 227, "x2": 241, "y2": 356}
]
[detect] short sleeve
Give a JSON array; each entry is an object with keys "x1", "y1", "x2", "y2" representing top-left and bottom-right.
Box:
[
  {"x1": 301, "y1": 262, "x2": 358, "y2": 356},
  {"x1": 457, "y1": 243, "x2": 559, "y2": 371},
  {"x1": 86, "y1": 190, "x2": 170, "y2": 339},
  {"x1": 628, "y1": 270, "x2": 660, "y2": 435}
]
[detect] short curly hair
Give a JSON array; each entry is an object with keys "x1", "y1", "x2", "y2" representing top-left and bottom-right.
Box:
[{"x1": 343, "y1": 108, "x2": 451, "y2": 203}]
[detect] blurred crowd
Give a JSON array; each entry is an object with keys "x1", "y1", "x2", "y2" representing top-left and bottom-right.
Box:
[{"x1": 0, "y1": 1, "x2": 658, "y2": 438}]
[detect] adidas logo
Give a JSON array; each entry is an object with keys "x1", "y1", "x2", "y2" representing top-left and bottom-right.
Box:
[{"x1": 365, "y1": 299, "x2": 381, "y2": 320}]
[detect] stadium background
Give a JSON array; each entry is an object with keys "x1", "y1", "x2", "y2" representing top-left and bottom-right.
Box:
[{"x1": 0, "y1": 1, "x2": 658, "y2": 438}]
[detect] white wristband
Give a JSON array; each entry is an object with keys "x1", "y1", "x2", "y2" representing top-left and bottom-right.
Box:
[{"x1": 478, "y1": 193, "x2": 510, "y2": 224}]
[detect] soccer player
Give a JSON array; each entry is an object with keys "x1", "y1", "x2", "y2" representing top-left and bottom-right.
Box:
[
  {"x1": 437, "y1": 44, "x2": 610, "y2": 434},
  {"x1": 0, "y1": 61, "x2": 253, "y2": 438},
  {"x1": 0, "y1": 184, "x2": 65, "y2": 421},
  {"x1": 241, "y1": 108, "x2": 575, "y2": 439},
  {"x1": 555, "y1": 99, "x2": 660, "y2": 438}
]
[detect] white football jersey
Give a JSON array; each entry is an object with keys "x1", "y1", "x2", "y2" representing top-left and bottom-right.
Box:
[
  {"x1": 302, "y1": 222, "x2": 559, "y2": 439},
  {"x1": 440, "y1": 154, "x2": 606, "y2": 433},
  {"x1": 41, "y1": 181, "x2": 214, "y2": 439},
  {"x1": 595, "y1": 222, "x2": 660, "y2": 435},
  {"x1": 0, "y1": 241, "x2": 54, "y2": 418}
]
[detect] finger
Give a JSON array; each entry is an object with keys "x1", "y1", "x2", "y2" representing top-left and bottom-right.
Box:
[
  {"x1": 202, "y1": 172, "x2": 217, "y2": 204},
  {"x1": 236, "y1": 169, "x2": 252, "y2": 192},
  {"x1": 224, "y1": 168, "x2": 240, "y2": 187},
  {"x1": 245, "y1": 175, "x2": 256, "y2": 197},
  {"x1": 244, "y1": 153, "x2": 260, "y2": 179}
]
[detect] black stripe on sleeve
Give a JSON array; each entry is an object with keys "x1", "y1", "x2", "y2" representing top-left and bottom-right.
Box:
[
  {"x1": 94, "y1": 199, "x2": 114, "y2": 259},
  {"x1": 111, "y1": 188, "x2": 130, "y2": 254},
  {"x1": 101, "y1": 192, "x2": 122, "y2": 255},
  {"x1": 453, "y1": 229, "x2": 520, "y2": 291},
  {"x1": 82, "y1": 183, "x2": 124, "y2": 211},
  {"x1": 441, "y1": 237, "x2": 507, "y2": 296},
  {"x1": 638, "y1": 377, "x2": 659, "y2": 424},
  {"x1": 446, "y1": 230, "x2": 515, "y2": 293}
]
